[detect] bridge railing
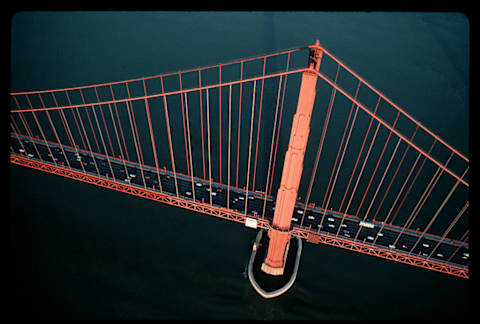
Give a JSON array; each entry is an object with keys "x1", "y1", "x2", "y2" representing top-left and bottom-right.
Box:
[
  {"x1": 10, "y1": 41, "x2": 469, "y2": 278},
  {"x1": 293, "y1": 43, "x2": 468, "y2": 272}
]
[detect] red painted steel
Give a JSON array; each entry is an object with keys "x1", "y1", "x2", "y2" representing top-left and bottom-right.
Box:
[
  {"x1": 261, "y1": 41, "x2": 323, "y2": 276},
  {"x1": 293, "y1": 227, "x2": 468, "y2": 279},
  {"x1": 252, "y1": 57, "x2": 266, "y2": 191},
  {"x1": 317, "y1": 44, "x2": 469, "y2": 164},
  {"x1": 10, "y1": 40, "x2": 469, "y2": 280},
  {"x1": 313, "y1": 70, "x2": 468, "y2": 187},
  {"x1": 268, "y1": 54, "x2": 289, "y2": 196},
  {"x1": 10, "y1": 69, "x2": 308, "y2": 114},
  {"x1": 235, "y1": 61, "x2": 244, "y2": 188},
  {"x1": 10, "y1": 154, "x2": 269, "y2": 228},
  {"x1": 10, "y1": 154, "x2": 468, "y2": 279},
  {"x1": 9, "y1": 129, "x2": 469, "y2": 247},
  {"x1": 10, "y1": 46, "x2": 309, "y2": 97}
]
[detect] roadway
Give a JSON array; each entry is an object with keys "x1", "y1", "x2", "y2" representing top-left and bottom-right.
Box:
[{"x1": 10, "y1": 134, "x2": 469, "y2": 269}]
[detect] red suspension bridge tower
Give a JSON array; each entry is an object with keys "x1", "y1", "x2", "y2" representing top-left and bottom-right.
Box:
[
  {"x1": 261, "y1": 41, "x2": 323, "y2": 275},
  {"x1": 10, "y1": 39, "x2": 469, "y2": 299}
]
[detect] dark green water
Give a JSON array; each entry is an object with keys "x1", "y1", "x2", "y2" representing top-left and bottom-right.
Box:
[{"x1": 10, "y1": 12, "x2": 470, "y2": 319}]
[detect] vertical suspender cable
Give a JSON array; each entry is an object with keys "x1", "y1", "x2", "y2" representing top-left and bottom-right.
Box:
[
  {"x1": 235, "y1": 62, "x2": 244, "y2": 188},
  {"x1": 389, "y1": 140, "x2": 437, "y2": 225},
  {"x1": 79, "y1": 89, "x2": 101, "y2": 154},
  {"x1": 364, "y1": 137, "x2": 402, "y2": 221},
  {"x1": 300, "y1": 65, "x2": 339, "y2": 227},
  {"x1": 184, "y1": 92, "x2": 196, "y2": 201},
  {"x1": 372, "y1": 138, "x2": 421, "y2": 244},
  {"x1": 10, "y1": 120, "x2": 29, "y2": 156},
  {"x1": 74, "y1": 94, "x2": 101, "y2": 176},
  {"x1": 338, "y1": 96, "x2": 381, "y2": 212},
  {"x1": 12, "y1": 96, "x2": 43, "y2": 160},
  {"x1": 206, "y1": 88, "x2": 213, "y2": 205},
  {"x1": 91, "y1": 102, "x2": 116, "y2": 180},
  {"x1": 404, "y1": 166, "x2": 444, "y2": 229},
  {"x1": 227, "y1": 84, "x2": 232, "y2": 210},
  {"x1": 268, "y1": 53, "x2": 290, "y2": 196},
  {"x1": 178, "y1": 73, "x2": 190, "y2": 177},
  {"x1": 109, "y1": 85, "x2": 130, "y2": 161},
  {"x1": 25, "y1": 94, "x2": 58, "y2": 167},
  {"x1": 244, "y1": 80, "x2": 257, "y2": 215},
  {"x1": 384, "y1": 151, "x2": 422, "y2": 225},
  {"x1": 319, "y1": 80, "x2": 360, "y2": 213},
  {"x1": 50, "y1": 92, "x2": 74, "y2": 148},
  {"x1": 107, "y1": 102, "x2": 130, "y2": 179},
  {"x1": 372, "y1": 126, "x2": 419, "y2": 221},
  {"x1": 125, "y1": 84, "x2": 147, "y2": 188},
  {"x1": 262, "y1": 75, "x2": 283, "y2": 219},
  {"x1": 344, "y1": 122, "x2": 380, "y2": 218},
  {"x1": 143, "y1": 79, "x2": 163, "y2": 192},
  {"x1": 368, "y1": 138, "x2": 401, "y2": 245},
  {"x1": 404, "y1": 152, "x2": 454, "y2": 230},
  {"x1": 447, "y1": 230, "x2": 468, "y2": 263},
  {"x1": 64, "y1": 90, "x2": 87, "y2": 151},
  {"x1": 93, "y1": 88, "x2": 115, "y2": 157},
  {"x1": 320, "y1": 105, "x2": 359, "y2": 230},
  {"x1": 252, "y1": 57, "x2": 266, "y2": 191},
  {"x1": 218, "y1": 66, "x2": 222, "y2": 184},
  {"x1": 408, "y1": 166, "x2": 469, "y2": 254},
  {"x1": 124, "y1": 99, "x2": 146, "y2": 188},
  {"x1": 198, "y1": 71, "x2": 206, "y2": 180},
  {"x1": 428, "y1": 201, "x2": 468, "y2": 259},
  {"x1": 319, "y1": 82, "x2": 361, "y2": 229},
  {"x1": 368, "y1": 141, "x2": 403, "y2": 241},
  {"x1": 160, "y1": 77, "x2": 179, "y2": 197},
  {"x1": 79, "y1": 87, "x2": 114, "y2": 178}
]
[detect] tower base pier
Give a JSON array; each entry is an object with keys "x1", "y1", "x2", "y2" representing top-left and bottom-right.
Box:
[{"x1": 247, "y1": 229, "x2": 302, "y2": 298}]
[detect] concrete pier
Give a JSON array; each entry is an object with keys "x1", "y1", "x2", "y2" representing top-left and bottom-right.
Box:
[{"x1": 248, "y1": 230, "x2": 302, "y2": 298}]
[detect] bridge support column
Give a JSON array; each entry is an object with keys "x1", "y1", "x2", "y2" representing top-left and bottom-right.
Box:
[{"x1": 261, "y1": 41, "x2": 323, "y2": 276}]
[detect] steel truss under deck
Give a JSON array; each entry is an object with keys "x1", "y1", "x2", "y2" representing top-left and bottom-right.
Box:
[{"x1": 11, "y1": 154, "x2": 468, "y2": 279}]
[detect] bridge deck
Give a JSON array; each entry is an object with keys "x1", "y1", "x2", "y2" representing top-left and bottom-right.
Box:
[{"x1": 10, "y1": 134, "x2": 469, "y2": 272}]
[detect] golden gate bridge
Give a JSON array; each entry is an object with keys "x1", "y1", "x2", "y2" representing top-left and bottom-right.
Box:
[{"x1": 10, "y1": 41, "x2": 469, "y2": 291}]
